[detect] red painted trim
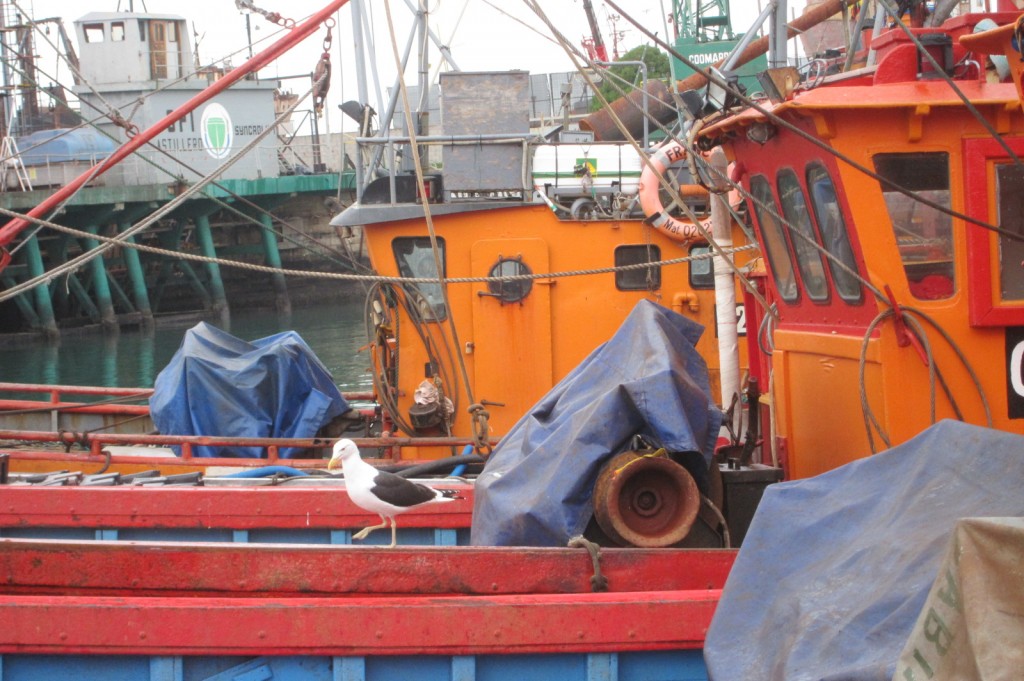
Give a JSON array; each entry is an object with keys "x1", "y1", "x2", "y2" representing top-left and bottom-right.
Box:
[
  {"x1": 0, "y1": 382, "x2": 375, "y2": 402},
  {"x1": 0, "y1": 383, "x2": 155, "y2": 398},
  {"x1": 0, "y1": 399, "x2": 150, "y2": 416},
  {"x1": 964, "y1": 136, "x2": 1024, "y2": 327},
  {"x1": 0, "y1": 486, "x2": 475, "y2": 530},
  {"x1": 0, "y1": 539, "x2": 735, "y2": 596},
  {"x1": 0, "y1": 590, "x2": 720, "y2": 655}
]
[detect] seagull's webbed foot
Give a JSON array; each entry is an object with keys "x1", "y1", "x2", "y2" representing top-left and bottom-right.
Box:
[{"x1": 353, "y1": 517, "x2": 389, "y2": 541}]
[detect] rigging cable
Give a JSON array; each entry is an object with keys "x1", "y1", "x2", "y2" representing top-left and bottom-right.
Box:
[
  {"x1": 604, "y1": 0, "x2": 1024, "y2": 245},
  {"x1": 0, "y1": 69, "x2": 329, "y2": 302},
  {"x1": 4, "y1": 6, "x2": 372, "y2": 276},
  {"x1": 521, "y1": 0, "x2": 774, "y2": 320},
  {"x1": 382, "y1": 0, "x2": 484, "y2": 452}
]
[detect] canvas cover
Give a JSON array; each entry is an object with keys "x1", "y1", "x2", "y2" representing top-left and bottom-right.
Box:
[
  {"x1": 894, "y1": 517, "x2": 1024, "y2": 681},
  {"x1": 704, "y1": 420, "x2": 1024, "y2": 681},
  {"x1": 150, "y1": 322, "x2": 349, "y2": 458},
  {"x1": 471, "y1": 299, "x2": 721, "y2": 546}
]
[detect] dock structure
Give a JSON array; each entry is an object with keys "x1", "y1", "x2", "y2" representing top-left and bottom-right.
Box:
[
  {"x1": 0, "y1": 173, "x2": 353, "y2": 337},
  {"x1": 0, "y1": 8, "x2": 359, "y2": 337}
]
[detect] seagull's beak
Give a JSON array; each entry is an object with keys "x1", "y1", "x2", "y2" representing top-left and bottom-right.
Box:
[{"x1": 327, "y1": 457, "x2": 340, "y2": 471}]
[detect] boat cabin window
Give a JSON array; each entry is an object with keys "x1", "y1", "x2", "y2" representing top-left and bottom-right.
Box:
[
  {"x1": 615, "y1": 245, "x2": 662, "y2": 291},
  {"x1": 778, "y1": 170, "x2": 829, "y2": 302},
  {"x1": 996, "y1": 164, "x2": 1024, "y2": 301},
  {"x1": 750, "y1": 175, "x2": 799, "y2": 302},
  {"x1": 111, "y1": 22, "x2": 126, "y2": 41},
  {"x1": 688, "y1": 245, "x2": 714, "y2": 290},
  {"x1": 392, "y1": 237, "x2": 447, "y2": 321},
  {"x1": 807, "y1": 165, "x2": 863, "y2": 304},
  {"x1": 486, "y1": 257, "x2": 534, "y2": 303},
  {"x1": 873, "y1": 152, "x2": 954, "y2": 300},
  {"x1": 83, "y1": 23, "x2": 105, "y2": 43}
]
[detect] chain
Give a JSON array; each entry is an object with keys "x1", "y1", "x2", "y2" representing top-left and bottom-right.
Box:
[
  {"x1": 234, "y1": 0, "x2": 296, "y2": 29},
  {"x1": 312, "y1": 20, "x2": 334, "y2": 115}
]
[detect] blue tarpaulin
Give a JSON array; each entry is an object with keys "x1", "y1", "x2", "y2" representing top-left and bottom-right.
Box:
[
  {"x1": 704, "y1": 420, "x2": 1024, "y2": 681},
  {"x1": 471, "y1": 300, "x2": 722, "y2": 546},
  {"x1": 150, "y1": 322, "x2": 349, "y2": 458}
]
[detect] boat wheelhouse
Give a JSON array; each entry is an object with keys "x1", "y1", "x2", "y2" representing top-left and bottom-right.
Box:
[{"x1": 695, "y1": 9, "x2": 1024, "y2": 478}]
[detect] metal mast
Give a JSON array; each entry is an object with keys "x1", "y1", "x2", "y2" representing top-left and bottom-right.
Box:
[{"x1": 672, "y1": 0, "x2": 734, "y2": 42}]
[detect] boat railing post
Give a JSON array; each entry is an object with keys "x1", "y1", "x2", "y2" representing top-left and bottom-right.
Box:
[{"x1": 388, "y1": 141, "x2": 397, "y2": 203}]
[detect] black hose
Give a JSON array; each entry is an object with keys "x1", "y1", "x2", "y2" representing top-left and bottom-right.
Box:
[{"x1": 378, "y1": 454, "x2": 485, "y2": 478}]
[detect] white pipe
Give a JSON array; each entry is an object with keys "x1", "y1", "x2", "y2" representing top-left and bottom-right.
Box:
[{"x1": 710, "y1": 147, "x2": 739, "y2": 410}]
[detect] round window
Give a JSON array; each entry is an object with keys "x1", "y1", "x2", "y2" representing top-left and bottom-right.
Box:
[{"x1": 487, "y1": 257, "x2": 533, "y2": 303}]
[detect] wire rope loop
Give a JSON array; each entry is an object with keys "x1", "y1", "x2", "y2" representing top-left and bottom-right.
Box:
[{"x1": 567, "y1": 535, "x2": 609, "y2": 592}]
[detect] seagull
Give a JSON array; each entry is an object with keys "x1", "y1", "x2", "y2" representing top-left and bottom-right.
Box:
[{"x1": 328, "y1": 438, "x2": 461, "y2": 547}]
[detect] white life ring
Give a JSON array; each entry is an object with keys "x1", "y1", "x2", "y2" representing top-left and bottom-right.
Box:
[{"x1": 637, "y1": 140, "x2": 711, "y2": 243}]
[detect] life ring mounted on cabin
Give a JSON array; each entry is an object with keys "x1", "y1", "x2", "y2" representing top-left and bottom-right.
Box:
[{"x1": 638, "y1": 140, "x2": 712, "y2": 243}]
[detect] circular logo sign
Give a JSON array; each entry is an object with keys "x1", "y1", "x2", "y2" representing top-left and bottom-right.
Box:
[{"x1": 201, "y1": 103, "x2": 233, "y2": 159}]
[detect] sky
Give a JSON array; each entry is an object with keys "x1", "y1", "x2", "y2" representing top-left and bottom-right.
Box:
[{"x1": 20, "y1": 0, "x2": 788, "y2": 135}]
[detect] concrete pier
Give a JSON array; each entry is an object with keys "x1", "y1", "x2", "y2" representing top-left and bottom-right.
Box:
[{"x1": 0, "y1": 173, "x2": 355, "y2": 336}]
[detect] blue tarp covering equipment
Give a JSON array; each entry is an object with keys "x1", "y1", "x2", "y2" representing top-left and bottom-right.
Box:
[
  {"x1": 704, "y1": 420, "x2": 1024, "y2": 681},
  {"x1": 471, "y1": 300, "x2": 722, "y2": 546},
  {"x1": 16, "y1": 128, "x2": 116, "y2": 165},
  {"x1": 150, "y1": 322, "x2": 349, "y2": 458}
]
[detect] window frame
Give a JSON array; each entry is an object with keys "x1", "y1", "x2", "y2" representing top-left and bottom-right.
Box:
[
  {"x1": 83, "y1": 23, "x2": 105, "y2": 43},
  {"x1": 873, "y1": 151, "x2": 956, "y2": 302},
  {"x1": 806, "y1": 163, "x2": 864, "y2": 304},
  {"x1": 777, "y1": 168, "x2": 830, "y2": 303},
  {"x1": 391, "y1": 237, "x2": 448, "y2": 322},
  {"x1": 750, "y1": 174, "x2": 800, "y2": 303},
  {"x1": 614, "y1": 244, "x2": 663, "y2": 291},
  {"x1": 964, "y1": 137, "x2": 1024, "y2": 326}
]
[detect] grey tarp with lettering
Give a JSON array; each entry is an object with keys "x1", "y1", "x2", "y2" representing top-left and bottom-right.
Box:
[
  {"x1": 893, "y1": 517, "x2": 1024, "y2": 681},
  {"x1": 704, "y1": 420, "x2": 1024, "y2": 681}
]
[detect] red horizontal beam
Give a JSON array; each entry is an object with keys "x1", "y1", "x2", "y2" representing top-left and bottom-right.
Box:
[
  {"x1": 0, "y1": 590, "x2": 720, "y2": 656},
  {"x1": 0, "y1": 383, "x2": 155, "y2": 398},
  {"x1": 0, "y1": 399, "x2": 150, "y2": 416},
  {"x1": 0, "y1": 485, "x2": 475, "y2": 530},
  {"x1": 0, "y1": 539, "x2": 735, "y2": 596},
  {"x1": 0, "y1": 383, "x2": 374, "y2": 402}
]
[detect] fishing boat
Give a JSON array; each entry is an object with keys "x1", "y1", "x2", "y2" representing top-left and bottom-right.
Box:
[
  {"x1": 671, "y1": 1, "x2": 1024, "y2": 478},
  {"x1": 0, "y1": 1, "x2": 765, "y2": 679},
  {"x1": 11, "y1": 0, "x2": 1023, "y2": 675}
]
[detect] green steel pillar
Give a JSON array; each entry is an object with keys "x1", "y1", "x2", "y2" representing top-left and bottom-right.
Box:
[
  {"x1": 195, "y1": 214, "x2": 229, "y2": 324},
  {"x1": 23, "y1": 234, "x2": 58, "y2": 339},
  {"x1": 118, "y1": 220, "x2": 154, "y2": 331},
  {"x1": 258, "y1": 212, "x2": 291, "y2": 315},
  {"x1": 82, "y1": 225, "x2": 118, "y2": 333}
]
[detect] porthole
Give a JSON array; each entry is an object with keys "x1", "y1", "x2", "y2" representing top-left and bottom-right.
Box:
[{"x1": 486, "y1": 257, "x2": 533, "y2": 303}]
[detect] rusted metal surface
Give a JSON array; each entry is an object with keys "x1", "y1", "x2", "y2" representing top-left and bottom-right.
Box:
[
  {"x1": 593, "y1": 452, "x2": 700, "y2": 547},
  {"x1": 0, "y1": 589, "x2": 721, "y2": 656},
  {"x1": 0, "y1": 485, "x2": 474, "y2": 530},
  {"x1": 0, "y1": 539, "x2": 734, "y2": 596}
]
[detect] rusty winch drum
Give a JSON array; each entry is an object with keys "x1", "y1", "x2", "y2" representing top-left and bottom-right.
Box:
[{"x1": 592, "y1": 450, "x2": 701, "y2": 547}]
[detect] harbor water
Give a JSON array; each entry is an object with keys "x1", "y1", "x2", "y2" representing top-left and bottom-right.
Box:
[{"x1": 0, "y1": 300, "x2": 372, "y2": 395}]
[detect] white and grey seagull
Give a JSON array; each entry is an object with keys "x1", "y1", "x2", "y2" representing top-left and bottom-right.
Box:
[{"x1": 328, "y1": 438, "x2": 461, "y2": 547}]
